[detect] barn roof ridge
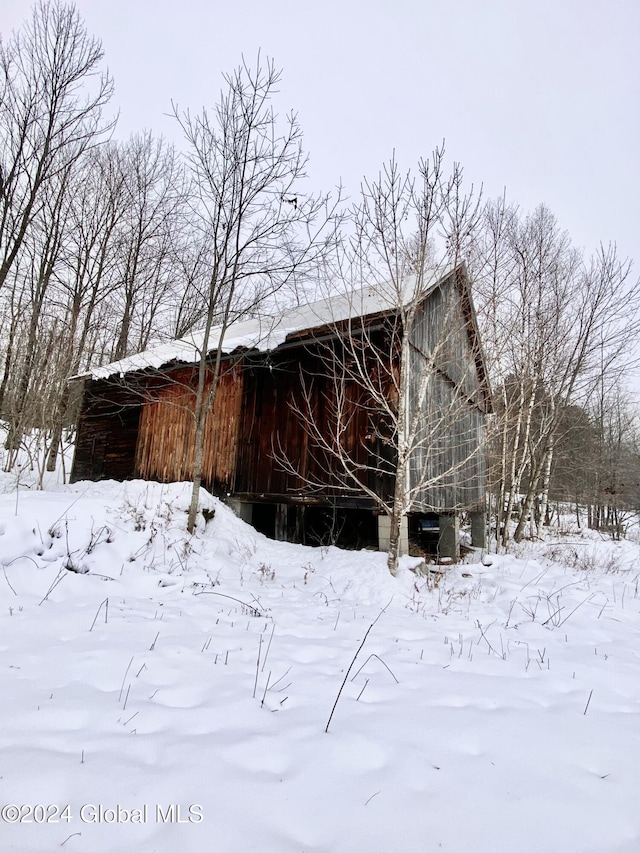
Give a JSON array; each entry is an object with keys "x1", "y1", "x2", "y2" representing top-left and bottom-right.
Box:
[{"x1": 72, "y1": 262, "x2": 464, "y2": 382}]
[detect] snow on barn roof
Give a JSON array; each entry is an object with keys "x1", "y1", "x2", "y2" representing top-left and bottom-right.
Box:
[{"x1": 73, "y1": 266, "x2": 457, "y2": 382}]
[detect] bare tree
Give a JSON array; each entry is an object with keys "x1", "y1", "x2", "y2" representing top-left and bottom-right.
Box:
[
  {"x1": 277, "y1": 150, "x2": 485, "y2": 574},
  {"x1": 172, "y1": 57, "x2": 339, "y2": 532},
  {"x1": 3, "y1": 162, "x2": 71, "y2": 454},
  {"x1": 0, "y1": 1, "x2": 114, "y2": 467},
  {"x1": 471, "y1": 202, "x2": 640, "y2": 545},
  {"x1": 466, "y1": 196, "x2": 519, "y2": 545},
  {"x1": 586, "y1": 385, "x2": 640, "y2": 535},
  {"x1": 0, "y1": 0, "x2": 113, "y2": 292},
  {"x1": 110, "y1": 132, "x2": 186, "y2": 360},
  {"x1": 41, "y1": 143, "x2": 130, "y2": 471},
  {"x1": 0, "y1": 125, "x2": 185, "y2": 473}
]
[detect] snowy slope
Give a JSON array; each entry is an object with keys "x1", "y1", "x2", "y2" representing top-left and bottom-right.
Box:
[{"x1": 1, "y1": 479, "x2": 639, "y2": 853}]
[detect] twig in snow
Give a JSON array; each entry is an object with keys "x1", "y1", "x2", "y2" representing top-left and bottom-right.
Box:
[
  {"x1": 118, "y1": 657, "x2": 134, "y2": 703},
  {"x1": 4, "y1": 554, "x2": 40, "y2": 570},
  {"x1": 89, "y1": 598, "x2": 109, "y2": 631},
  {"x1": 38, "y1": 569, "x2": 66, "y2": 605},
  {"x1": 260, "y1": 671, "x2": 271, "y2": 707},
  {"x1": 542, "y1": 604, "x2": 565, "y2": 627},
  {"x1": 583, "y1": 689, "x2": 594, "y2": 715},
  {"x1": 475, "y1": 620, "x2": 503, "y2": 658},
  {"x1": 558, "y1": 594, "x2": 595, "y2": 628},
  {"x1": 193, "y1": 590, "x2": 265, "y2": 617},
  {"x1": 253, "y1": 635, "x2": 262, "y2": 699},
  {"x1": 48, "y1": 487, "x2": 90, "y2": 535},
  {"x1": 261, "y1": 623, "x2": 275, "y2": 673},
  {"x1": 2, "y1": 565, "x2": 17, "y2": 595},
  {"x1": 268, "y1": 667, "x2": 292, "y2": 692},
  {"x1": 520, "y1": 565, "x2": 549, "y2": 592},
  {"x1": 357, "y1": 679, "x2": 369, "y2": 701},
  {"x1": 350, "y1": 653, "x2": 399, "y2": 684},
  {"x1": 325, "y1": 598, "x2": 392, "y2": 733}
]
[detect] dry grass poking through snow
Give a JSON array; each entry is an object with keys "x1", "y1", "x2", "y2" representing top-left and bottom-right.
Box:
[{"x1": 1, "y1": 478, "x2": 639, "y2": 852}]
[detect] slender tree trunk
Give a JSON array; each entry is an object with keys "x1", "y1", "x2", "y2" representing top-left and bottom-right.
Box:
[
  {"x1": 496, "y1": 400, "x2": 509, "y2": 549},
  {"x1": 187, "y1": 422, "x2": 206, "y2": 532},
  {"x1": 186, "y1": 360, "x2": 210, "y2": 533},
  {"x1": 186, "y1": 298, "x2": 226, "y2": 533},
  {"x1": 0, "y1": 304, "x2": 20, "y2": 414},
  {"x1": 45, "y1": 384, "x2": 72, "y2": 472},
  {"x1": 386, "y1": 326, "x2": 413, "y2": 576},
  {"x1": 513, "y1": 441, "x2": 552, "y2": 542},
  {"x1": 538, "y1": 441, "x2": 554, "y2": 528},
  {"x1": 5, "y1": 311, "x2": 40, "y2": 450}
]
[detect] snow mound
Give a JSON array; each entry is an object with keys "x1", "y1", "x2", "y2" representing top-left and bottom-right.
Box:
[{"x1": 1, "y1": 480, "x2": 639, "y2": 852}]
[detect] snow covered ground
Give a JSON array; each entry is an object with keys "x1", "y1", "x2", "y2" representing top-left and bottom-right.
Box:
[{"x1": 1, "y1": 474, "x2": 639, "y2": 853}]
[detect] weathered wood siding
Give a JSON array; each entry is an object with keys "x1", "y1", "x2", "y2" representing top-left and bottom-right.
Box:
[
  {"x1": 407, "y1": 372, "x2": 487, "y2": 510},
  {"x1": 234, "y1": 355, "x2": 309, "y2": 497},
  {"x1": 407, "y1": 272, "x2": 488, "y2": 511},
  {"x1": 234, "y1": 346, "x2": 390, "y2": 505},
  {"x1": 135, "y1": 363, "x2": 243, "y2": 494},
  {"x1": 71, "y1": 267, "x2": 490, "y2": 515},
  {"x1": 71, "y1": 379, "x2": 142, "y2": 482}
]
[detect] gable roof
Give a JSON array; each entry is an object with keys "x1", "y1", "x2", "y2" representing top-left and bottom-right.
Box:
[{"x1": 72, "y1": 263, "x2": 479, "y2": 383}]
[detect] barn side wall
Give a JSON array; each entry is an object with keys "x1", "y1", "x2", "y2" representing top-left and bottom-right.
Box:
[
  {"x1": 407, "y1": 275, "x2": 488, "y2": 512},
  {"x1": 70, "y1": 379, "x2": 143, "y2": 482},
  {"x1": 71, "y1": 272, "x2": 489, "y2": 532},
  {"x1": 135, "y1": 363, "x2": 243, "y2": 494},
  {"x1": 233, "y1": 345, "x2": 391, "y2": 505}
]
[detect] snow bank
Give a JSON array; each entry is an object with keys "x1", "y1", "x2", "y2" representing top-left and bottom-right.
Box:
[{"x1": 1, "y1": 479, "x2": 639, "y2": 852}]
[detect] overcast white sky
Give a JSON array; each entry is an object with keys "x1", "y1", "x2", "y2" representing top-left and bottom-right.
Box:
[{"x1": 2, "y1": 0, "x2": 639, "y2": 268}]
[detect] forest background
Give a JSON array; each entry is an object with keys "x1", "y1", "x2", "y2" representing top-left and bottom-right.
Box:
[{"x1": 1, "y1": 1, "x2": 639, "y2": 552}]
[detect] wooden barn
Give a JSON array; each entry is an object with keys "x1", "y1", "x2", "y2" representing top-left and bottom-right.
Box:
[{"x1": 70, "y1": 264, "x2": 492, "y2": 557}]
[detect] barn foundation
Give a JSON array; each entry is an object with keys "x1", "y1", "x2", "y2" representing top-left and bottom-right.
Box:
[
  {"x1": 470, "y1": 510, "x2": 487, "y2": 549},
  {"x1": 377, "y1": 514, "x2": 409, "y2": 556},
  {"x1": 228, "y1": 500, "x2": 253, "y2": 525},
  {"x1": 438, "y1": 513, "x2": 459, "y2": 560}
]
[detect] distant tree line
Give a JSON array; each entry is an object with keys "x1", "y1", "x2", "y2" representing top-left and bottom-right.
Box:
[{"x1": 470, "y1": 200, "x2": 640, "y2": 543}]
